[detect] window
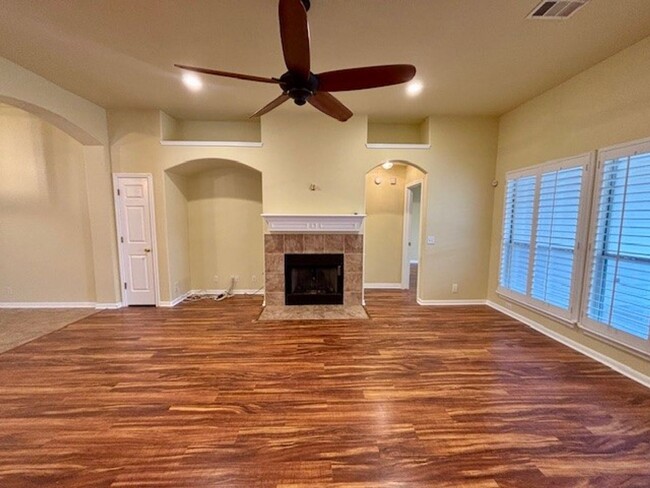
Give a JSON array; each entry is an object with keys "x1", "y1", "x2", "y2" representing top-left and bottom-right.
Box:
[
  {"x1": 498, "y1": 154, "x2": 592, "y2": 321},
  {"x1": 583, "y1": 140, "x2": 650, "y2": 354}
]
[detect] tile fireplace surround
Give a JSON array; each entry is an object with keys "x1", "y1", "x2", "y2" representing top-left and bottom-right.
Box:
[{"x1": 264, "y1": 233, "x2": 363, "y2": 306}]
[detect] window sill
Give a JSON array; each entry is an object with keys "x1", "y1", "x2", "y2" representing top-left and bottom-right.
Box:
[{"x1": 496, "y1": 290, "x2": 576, "y2": 327}]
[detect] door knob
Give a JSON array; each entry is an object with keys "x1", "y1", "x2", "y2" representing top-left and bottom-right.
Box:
[{"x1": 144, "y1": 248, "x2": 151, "y2": 253}]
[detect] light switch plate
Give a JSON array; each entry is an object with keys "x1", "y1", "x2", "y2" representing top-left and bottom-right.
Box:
[{"x1": 427, "y1": 235, "x2": 435, "y2": 245}]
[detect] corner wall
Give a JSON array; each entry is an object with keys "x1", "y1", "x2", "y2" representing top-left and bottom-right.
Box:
[{"x1": 487, "y1": 36, "x2": 650, "y2": 378}]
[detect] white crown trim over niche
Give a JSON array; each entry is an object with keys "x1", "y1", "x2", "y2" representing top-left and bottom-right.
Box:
[{"x1": 262, "y1": 214, "x2": 366, "y2": 233}]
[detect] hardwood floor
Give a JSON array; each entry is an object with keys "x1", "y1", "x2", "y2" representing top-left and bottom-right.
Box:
[{"x1": 0, "y1": 291, "x2": 649, "y2": 487}]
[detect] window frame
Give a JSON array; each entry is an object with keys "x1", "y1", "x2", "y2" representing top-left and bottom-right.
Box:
[
  {"x1": 580, "y1": 138, "x2": 650, "y2": 356},
  {"x1": 497, "y1": 153, "x2": 595, "y2": 323}
]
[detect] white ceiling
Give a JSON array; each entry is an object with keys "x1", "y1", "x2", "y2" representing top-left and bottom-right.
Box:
[{"x1": 1, "y1": 0, "x2": 649, "y2": 122}]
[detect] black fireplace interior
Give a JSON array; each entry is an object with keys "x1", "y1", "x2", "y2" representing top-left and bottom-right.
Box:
[{"x1": 285, "y1": 253, "x2": 344, "y2": 305}]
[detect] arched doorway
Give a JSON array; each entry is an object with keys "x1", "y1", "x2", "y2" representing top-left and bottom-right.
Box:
[{"x1": 364, "y1": 160, "x2": 427, "y2": 301}]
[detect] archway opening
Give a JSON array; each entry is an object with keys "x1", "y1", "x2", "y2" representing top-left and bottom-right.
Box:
[{"x1": 364, "y1": 160, "x2": 426, "y2": 302}]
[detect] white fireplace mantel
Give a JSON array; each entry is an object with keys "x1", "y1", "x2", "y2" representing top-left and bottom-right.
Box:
[{"x1": 262, "y1": 214, "x2": 366, "y2": 233}]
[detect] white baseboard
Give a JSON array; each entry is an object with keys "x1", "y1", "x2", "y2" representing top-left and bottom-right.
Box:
[
  {"x1": 417, "y1": 298, "x2": 487, "y2": 306},
  {"x1": 0, "y1": 301, "x2": 97, "y2": 309},
  {"x1": 159, "y1": 289, "x2": 264, "y2": 308},
  {"x1": 487, "y1": 300, "x2": 650, "y2": 389},
  {"x1": 192, "y1": 289, "x2": 264, "y2": 296},
  {"x1": 364, "y1": 283, "x2": 403, "y2": 289},
  {"x1": 159, "y1": 290, "x2": 192, "y2": 308},
  {"x1": 95, "y1": 302, "x2": 123, "y2": 310}
]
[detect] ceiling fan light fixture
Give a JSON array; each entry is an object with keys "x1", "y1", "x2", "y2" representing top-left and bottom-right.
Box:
[
  {"x1": 182, "y1": 73, "x2": 203, "y2": 92},
  {"x1": 406, "y1": 80, "x2": 423, "y2": 96}
]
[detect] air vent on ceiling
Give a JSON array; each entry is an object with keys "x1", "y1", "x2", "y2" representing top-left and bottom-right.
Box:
[{"x1": 528, "y1": 0, "x2": 589, "y2": 19}]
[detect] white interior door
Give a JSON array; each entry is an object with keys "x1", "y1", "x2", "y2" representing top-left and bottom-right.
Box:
[
  {"x1": 401, "y1": 181, "x2": 422, "y2": 289},
  {"x1": 115, "y1": 176, "x2": 156, "y2": 305}
]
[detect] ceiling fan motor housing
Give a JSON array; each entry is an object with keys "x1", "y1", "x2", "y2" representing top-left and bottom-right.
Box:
[{"x1": 279, "y1": 71, "x2": 319, "y2": 105}]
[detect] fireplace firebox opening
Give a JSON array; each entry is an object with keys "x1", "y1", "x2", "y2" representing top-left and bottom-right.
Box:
[{"x1": 284, "y1": 253, "x2": 344, "y2": 305}]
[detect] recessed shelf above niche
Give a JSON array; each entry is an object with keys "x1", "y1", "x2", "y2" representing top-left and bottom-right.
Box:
[
  {"x1": 366, "y1": 118, "x2": 430, "y2": 149},
  {"x1": 159, "y1": 112, "x2": 263, "y2": 147}
]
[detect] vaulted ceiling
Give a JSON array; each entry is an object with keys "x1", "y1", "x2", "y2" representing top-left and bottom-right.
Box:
[{"x1": 1, "y1": 0, "x2": 650, "y2": 121}]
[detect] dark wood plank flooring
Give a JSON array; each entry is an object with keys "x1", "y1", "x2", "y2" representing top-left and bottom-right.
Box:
[{"x1": 0, "y1": 288, "x2": 649, "y2": 487}]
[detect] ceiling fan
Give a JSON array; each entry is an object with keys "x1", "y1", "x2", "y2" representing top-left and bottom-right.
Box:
[{"x1": 175, "y1": 0, "x2": 416, "y2": 122}]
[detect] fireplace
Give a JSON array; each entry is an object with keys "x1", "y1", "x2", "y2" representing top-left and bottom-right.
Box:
[
  {"x1": 285, "y1": 254, "x2": 344, "y2": 305},
  {"x1": 263, "y1": 227, "x2": 364, "y2": 307}
]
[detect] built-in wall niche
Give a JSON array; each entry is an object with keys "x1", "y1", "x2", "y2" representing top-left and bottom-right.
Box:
[
  {"x1": 160, "y1": 112, "x2": 262, "y2": 147},
  {"x1": 366, "y1": 119, "x2": 430, "y2": 149}
]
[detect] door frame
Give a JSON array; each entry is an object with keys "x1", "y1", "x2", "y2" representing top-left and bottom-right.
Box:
[
  {"x1": 112, "y1": 173, "x2": 161, "y2": 307},
  {"x1": 401, "y1": 179, "x2": 423, "y2": 289}
]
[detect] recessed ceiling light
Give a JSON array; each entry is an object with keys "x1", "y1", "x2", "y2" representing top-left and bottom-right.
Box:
[
  {"x1": 406, "y1": 80, "x2": 423, "y2": 96},
  {"x1": 182, "y1": 73, "x2": 203, "y2": 92},
  {"x1": 382, "y1": 161, "x2": 394, "y2": 170}
]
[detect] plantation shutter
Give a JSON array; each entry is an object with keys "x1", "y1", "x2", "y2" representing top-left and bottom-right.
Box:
[
  {"x1": 499, "y1": 175, "x2": 536, "y2": 295},
  {"x1": 584, "y1": 145, "x2": 650, "y2": 353},
  {"x1": 531, "y1": 167, "x2": 584, "y2": 311}
]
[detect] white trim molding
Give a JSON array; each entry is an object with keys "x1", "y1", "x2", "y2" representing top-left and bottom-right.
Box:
[
  {"x1": 0, "y1": 302, "x2": 96, "y2": 309},
  {"x1": 95, "y1": 302, "x2": 123, "y2": 310},
  {"x1": 365, "y1": 143, "x2": 431, "y2": 150},
  {"x1": 159, "y1": 289, "x2": 265, "y2": 307},
  {"x1": 364, "y1": 283, "x2": 402, "y2": 289},
  {"x1": 487, "y1": 301, "x2": 650, "y2": 389},
  {"x1": 417, "y1": 298, "x2": 488, "y2": 306},
  {"x1": 160, "y1": 140, "x2": 263, "y2": 148},
  {"x1": 262, "y1": 214, "x2": 365, "y2": 233}
]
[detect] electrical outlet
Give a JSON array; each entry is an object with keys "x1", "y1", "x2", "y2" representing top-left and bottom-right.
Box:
[
  {"x1": 231, "y1": 275, "x2": 239, "y2": 283},
  {"x1": 213, "y1": 275, "x2": 219, "y2": 283},
  {"x1": 451, "y1": 283, "x2": 458, "y2": 293},
  {"x1": 174, "y1": 281, "x2": 180, "y2": 293},
  {"x1": 252, "y1": 275, "x2": 257, "y2": 283}
]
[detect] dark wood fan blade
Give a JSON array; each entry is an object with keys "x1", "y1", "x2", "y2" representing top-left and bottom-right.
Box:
[
  {"x1": 250, "y1": 94, "x2": 290, "y2": 118},
  {"x1": 317, "y1": 65, "x2": 416, "y2": 92},
  {"x1": 278, "y1": 0, "x2": 310, "y2": 80},
  {"x1": 308, "y1": 92, "x2": 353, "y2": 122},
  {"x1": 175, "y1": 64, "x2": 279, "y2": 84}
]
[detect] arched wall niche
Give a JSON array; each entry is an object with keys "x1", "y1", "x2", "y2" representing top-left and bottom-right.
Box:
[{"x1": 164, "y1": 158, "x2": 264, "y2": 297}]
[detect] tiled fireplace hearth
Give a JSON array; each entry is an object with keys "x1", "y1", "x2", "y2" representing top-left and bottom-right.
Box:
[{"x1": 264, "y1": 233, "x2": 363, "y2": 306}]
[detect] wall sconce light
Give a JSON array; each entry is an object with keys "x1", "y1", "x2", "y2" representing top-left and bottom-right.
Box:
[{"x1": 382, "y1": 161, "x2": 394, "y2": 170}]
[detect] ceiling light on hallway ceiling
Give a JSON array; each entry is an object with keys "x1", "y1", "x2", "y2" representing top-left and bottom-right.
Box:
[
  {"x1": 382, "y1": 161, "x2": 394, "y2": 170},
  {"x1": 406, "y1": 80, "x2": 423, "y2": 96},
  {"x1": 182, "y1": 73, "x2": 203, "y2": 92}
]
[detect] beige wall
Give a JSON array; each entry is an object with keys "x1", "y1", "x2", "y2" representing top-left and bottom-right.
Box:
[
  {"x1": 0, "y1": 104, "x2": 96, "y2": 302},
  {"x1": 488, "y1": 36, "x2": 650, "y2": 378},
  {"x1": 164, "y1": 172, "x2": 192, "y2": 299},
  {"x1": 107, "y1": 110, "x2": 498, "y2": 303},
  {"x1": 367, "y1": 121, "x2": 427, "y2": 144},
  {"x1": 364, "y1": 165, "x2": 407, "y2": 284},
  {"x1": 184, "y1": 162, "x2": 263, "y2": 291}
]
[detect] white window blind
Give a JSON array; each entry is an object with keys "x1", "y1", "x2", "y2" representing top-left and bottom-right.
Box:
[
  {"x1": 499, "y1": 175, "x2": 536, "y2": 295},
  {"x1": 498, "y1": 154, "x2": 591, "y2": 320},
  {"x1": 583, "y1": 142, "x2": 650, "y2": 354},
  {"x1": 531, "y1": 167, "x2": 583, "y2": 310}
]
